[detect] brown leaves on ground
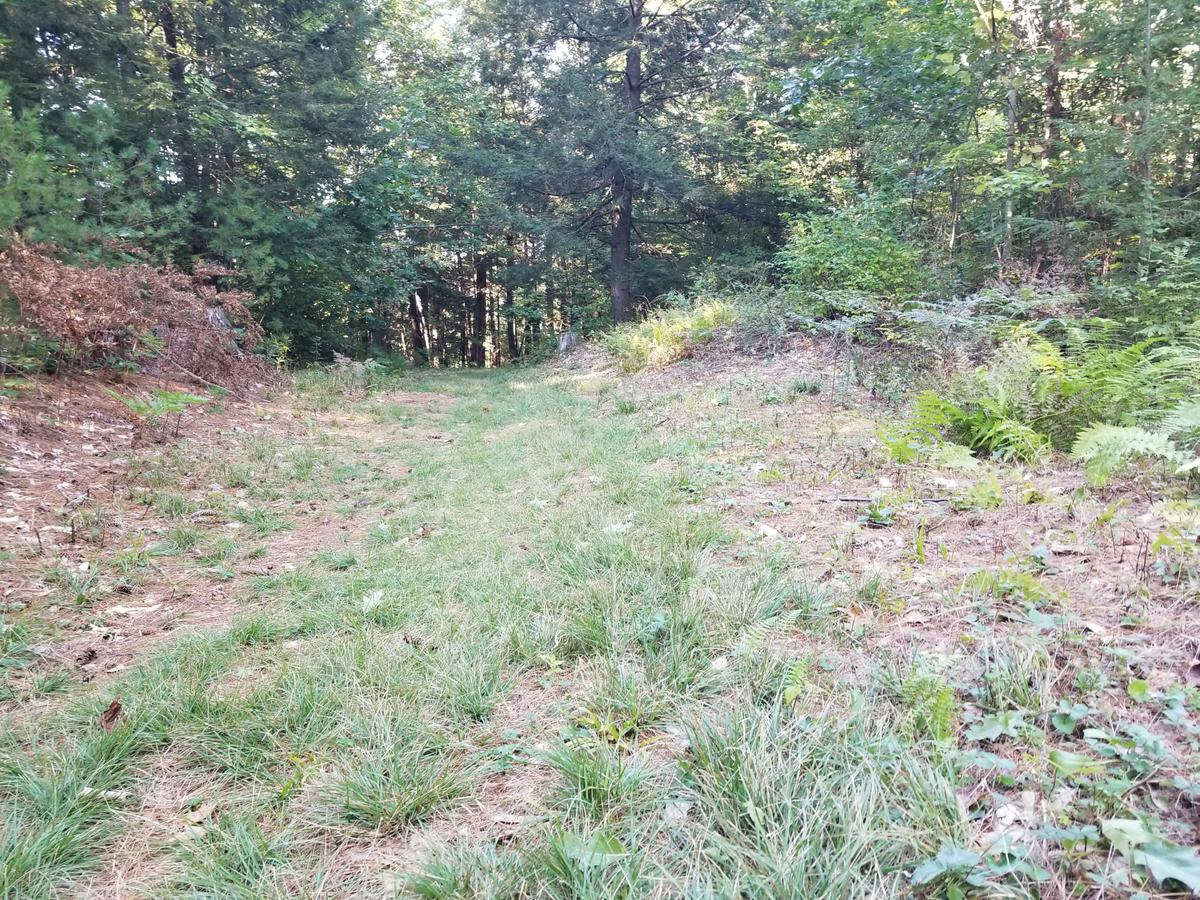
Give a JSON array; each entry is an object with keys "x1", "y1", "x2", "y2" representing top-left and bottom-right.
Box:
[{"x1": 99, "y1": 697, "x2": 123, "y2": 732}]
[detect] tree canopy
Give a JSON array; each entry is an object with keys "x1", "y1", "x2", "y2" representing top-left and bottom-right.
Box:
[{"x1": 2, "y1": 0, "x2": 1197, "y2": 363}]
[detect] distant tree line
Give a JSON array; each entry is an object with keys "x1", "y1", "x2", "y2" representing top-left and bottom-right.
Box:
[{"x1": 1, "y1": 0, "x2": 1196, "y2": 366}]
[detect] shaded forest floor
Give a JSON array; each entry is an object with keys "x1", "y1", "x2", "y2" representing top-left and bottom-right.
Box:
[{"x1": 1, "y1": 342, "x2": 1198, "y2": 897}]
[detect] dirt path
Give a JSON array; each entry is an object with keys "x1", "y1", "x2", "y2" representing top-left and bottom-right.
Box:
[{"x1": 2, "y1": 355, "x2": 1198, "y2": 899}]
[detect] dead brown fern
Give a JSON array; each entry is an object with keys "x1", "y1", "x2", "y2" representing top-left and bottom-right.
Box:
[{"x1": 0, "y1": 243, "x2": 272, "y2": 391}]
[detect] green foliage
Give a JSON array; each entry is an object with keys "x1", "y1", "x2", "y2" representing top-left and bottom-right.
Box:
[
  {"x1": 966, "y1": 568, "x2": 1058, "y2": 607},
  {"x1": 891, "y1": 324, "x2": 1200, "y2": 481},
  {"x1": 602, "y1": 301, "x2": 735, "y2": 371},
  {"x1": 104, "y1": 389, "x2": 208, "y2": 441},
  {"x1": 899, "y1": 670, "x2": 958, "y2": 743},
  {"x1": 1071, "y1": 425, "x2": 1192, "y2": 486},
  {"x1": 779, "y1": 205, "x2": 924, "y2": 303},
  {"x1": 544, "y1": 742, "x2": 646, "y2": 816},
  {"x1": 911, "y1": 390, "x2": 1051, "y2": 464}
]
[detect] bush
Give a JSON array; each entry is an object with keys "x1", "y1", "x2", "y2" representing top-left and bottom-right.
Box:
[
  {"x1": 887, "y1": 322, "x2": 1200, "y2": 482},
  {"x1": 778, "y1": 205, "x2": 923, "y2": 303},
  {"x1": 602, "y1": 300, "x2": 735, "y2": 371}
]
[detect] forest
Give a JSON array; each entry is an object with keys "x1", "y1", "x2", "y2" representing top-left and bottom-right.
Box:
[
  {"x1": 1, "y1": 0, "x2": 1197, "y2": 365},
  {"x1": 2, "y1": 1, "x2": 1200, "y2": 898}
]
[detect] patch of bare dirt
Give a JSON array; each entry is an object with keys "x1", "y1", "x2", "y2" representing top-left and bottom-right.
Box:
[{"x1": 0, "y1": 374, "x2": 411, "y2": 697}]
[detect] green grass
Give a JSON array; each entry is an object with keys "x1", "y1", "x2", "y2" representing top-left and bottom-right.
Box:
[{"x1": 3, "y1": 365, "x2": 1188, "y2": 898}]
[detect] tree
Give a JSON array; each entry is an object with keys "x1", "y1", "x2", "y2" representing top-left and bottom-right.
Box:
[{"x1": 468, "y1": 0, "x2": 764, "y2": 322}]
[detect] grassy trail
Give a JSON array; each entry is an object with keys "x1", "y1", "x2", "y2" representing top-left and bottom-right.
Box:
[{"x1": 0, "y1": 367, "x2": 1005, "y2": 896}]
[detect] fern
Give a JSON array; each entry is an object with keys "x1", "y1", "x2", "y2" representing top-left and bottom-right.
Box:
[
  {"x1": 1071, "y1": 424, "x2": 1182, "y2": 486},
  {"x1": 900, "y1": 669, "x2": 957, "y2": 742},
  {"x1": 1158, "y1": 399, "x2": 1200, "y2": 445},
  {"x1": 908, "y1": 391, "x2": 1050, "y2": 464},
  {"x1": 782, "y1": 658, "x2": 812, "y2": 704},
  {"x1": 735, "y1": 609, "x2": 806, "y2": 656}
]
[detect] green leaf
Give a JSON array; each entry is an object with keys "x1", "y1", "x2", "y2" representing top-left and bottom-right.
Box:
[
  {"x1": 966, "y1": 710, "x2": 1026, "y2": 742},
  {"x1": 1103, "y1": 819, "x2": 1200, "y2": 892},
  {"x1": 558, "y1": 830, "x2": 627, "y2": 867},
  {"x1": 912, "y1": 845, "x2": 982, "y2": 885},
  {"x1": 1049, "y1": 749, "x2": 1106, "y2": 777},
  {"x1": 1137, "y1": 841, "x2": 1200, "y2": 892},
  {"x1": 1101, "y1": 818, "x2": 1157, "y2": 857},
  {"x1": 1126, "y1": 679, "x2": 1151, "y2": 703},
  {"x1": 1051, "y1": 700, "x2": 1089, "y2": 734}
]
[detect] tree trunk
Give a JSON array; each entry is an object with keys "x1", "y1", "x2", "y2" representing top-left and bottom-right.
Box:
[
  {"x1": 1003, "y1": 71, "x2": 1017, "y2": 264},
  {"x1": 160, "y1": 3, "x2": 203, "y2": 254},
  {"x1": 410, "y1": 290, "x2": 430, "y2": 364},
  {"x1": 505, "y1": 285, "x2": 518, "y2": 360},
  {"x1": 472, "y1": 257, "x2": 488, "y2": 367},
  {"x1": 116, "y1": 0, "x2": 133, "y2": 80},
  {"x1": 610, "y1": 1, "x2": 643, "y2": 324}
]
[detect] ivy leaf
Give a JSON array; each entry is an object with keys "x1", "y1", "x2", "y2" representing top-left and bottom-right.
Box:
[
  {"x1": 1101, "y1": 818, "x2": 1156, "y2": 857},
  {"x1": 1102, "y1": 820, "x2": 1200, "y2": 892},
  {"x1": 966, "y1": 710, "x2": 1026, "y2": 742},
  {"x1": 1136, "y1": 841, "x2": 1200, "y2": 892}
]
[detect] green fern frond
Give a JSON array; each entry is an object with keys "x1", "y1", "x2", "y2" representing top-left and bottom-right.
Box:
[
  {"x1": 1158, "y1": 400, "x2": 1200, "y2": 443},
  {"x1": 900, "y1": 670, "x2": 957, "y2": 742},
  {"x1": 735, "y1": 609, "x2": 807, "y2": 655},
  {"x1": 1071, "y1": 424, "x2": 1181, "y2": 486}
]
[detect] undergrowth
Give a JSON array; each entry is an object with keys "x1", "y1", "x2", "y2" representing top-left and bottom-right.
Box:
[
  {"x1": 884, "y1": 322, "x2": 1200, "y2": 483},
  {"x1": 602, "y1": 300, "x2": 735, "y2": 371}
]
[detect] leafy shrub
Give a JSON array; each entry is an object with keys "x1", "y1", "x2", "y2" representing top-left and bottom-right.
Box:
[
  {"x1": 777, "y1": 205, "x2": 923, "y2": 302},
  {"x1": 602, "y1": 300, "x2": 735, "y2": 371},
  {"x1": 890, "y1": 322, "x2": 1200, "y2": 480}
]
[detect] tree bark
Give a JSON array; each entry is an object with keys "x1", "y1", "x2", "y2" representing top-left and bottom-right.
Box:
[
  {"x1": 410, "y1": 290, "x2": 430, "y2": 364},
  {"x1": 472, "y1": 256, "x2": 489, "y2": 367},
  {"x1": 1003, "y1": 71, "x2": 1017, "y2": 264},
  {"x1": 505, "y1": 284, "x2": 518, "y2": 360},
  {"x1": 116, "y1": 0, "x2": 133, "y2": 80},
  {"x1": 610, "y1": 1, "x2": 643, "y2": 324},
  {"x1": 160, "y1": 3, "x2": 203, "y2": 254}
]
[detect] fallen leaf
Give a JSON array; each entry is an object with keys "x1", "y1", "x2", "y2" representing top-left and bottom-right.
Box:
[
  {"x1": 99, "y1": 697, "x2": 123, "y2": 732},
  {"x1": 360, "y1": 590, "x2": 386, "y2": 613},
  {"x1": 183, "y1": 799, "x2": 219, "y2": 826},
  {"x1": 79, "y1": 786, "x2": 131, "y2": 802}
]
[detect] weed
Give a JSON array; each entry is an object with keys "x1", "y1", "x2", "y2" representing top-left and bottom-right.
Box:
[
  {"x1": 151, "y1": 491, "x2": 197, "y2": 519},
  {"x1": 858, "y1": 499, "x2": 896, "y2": 528},
  {"x1": 786, "y1": 376, "x2": 823, "y2": 398},
  {"x1": 976, "y1": 637, "x2": 1056, "y2": 713},
  {"x1": 951, "y1": 474, "x2": 1004, "y2": 511},
  {"x1": 544, "y1": 741, "x2": 647, "y2": 816},
  {"x1": 231, "y1": 507, "x2": 288, "y2": 538},
  {"x1": 966, "y1": 567, "x2": 1059, "y2": 607},
  {"x1": 170, "y1": 814, "x2": 290, "y2": 897},
  {"x1": 680, "y1": 707, "x2": 967, "y2": 894},
  {"x1": 332, "y1": 746, "x2": 467, "y2": 833},
  {"x1": 163, "y1": 525, "x2": 204, "y2": 554}
]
